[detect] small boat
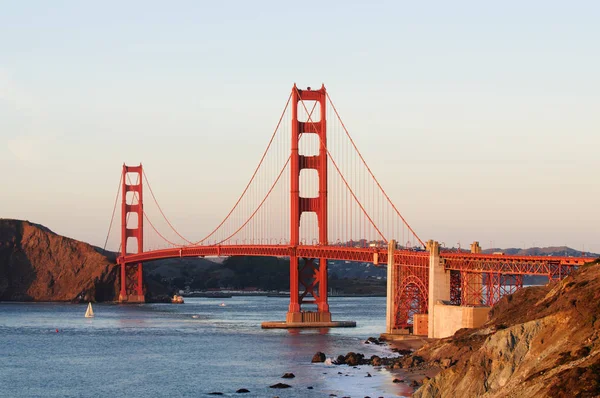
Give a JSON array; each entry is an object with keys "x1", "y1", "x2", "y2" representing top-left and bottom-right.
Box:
[
  {"x1": 171, "y1": 295, "x2": 184, "y2": 304},
  {"x1": 84, "y1": 302, "x2": 94, "y2": 318},
  {"x1": 219, "y1": 302, "x2": 226, "y2": 307}
]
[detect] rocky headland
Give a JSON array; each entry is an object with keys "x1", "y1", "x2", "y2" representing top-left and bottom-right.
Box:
[
  {"x1": 0, "y1": 219, "x2": 119, "y2": 302},
  {"x1": 311, "y1": 260, "x2": 600, "y2": 397},
  {"x1": 405, "y1": 260, "x2": 600, "y2": 397}
]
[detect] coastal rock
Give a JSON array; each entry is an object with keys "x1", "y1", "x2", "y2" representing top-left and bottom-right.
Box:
[
  {"x1": 401, "y1": 355, "x2": 424, "y2": 368},
  {"x1": 413, "y1": 260, "x2": 600, "y2": 398},
  {"x1": 439, "y1": 358, "x2": 452, "y2": 369},
  {"x1": 392, "y1": 348, "x2": 413, "y2": 356},
  {"x1": 344, "y1": 352, "x2": 365, "y2": 366},
  {"x1": 370, "y1": 355, "x2": 382, "y2": 366},
  {"x1": 311, "y1": 352, "x2": 326, "y2": 363},
  {"x1": 365, "y1": 336, "x2": 382, "y2": 345},
  {"x1": 269, "y1": 383, "x2": 291, "y2": 389},
  {"x1": 281, "y1": 373, "x2": 295, "y2": 379},
  {"x1": 235, "y1": 388, "x2": 250, "y2": 393}
]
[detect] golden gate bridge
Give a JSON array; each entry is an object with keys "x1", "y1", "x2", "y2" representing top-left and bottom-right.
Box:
[{"x1": 104, "y1": 84, "x2": 591, "y2": 335}]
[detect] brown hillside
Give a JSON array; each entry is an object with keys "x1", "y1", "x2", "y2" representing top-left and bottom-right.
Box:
[
  {"x1": 413, "y1": 259, "x2": 600, "y2": 398},
  {"x1": 0, "y1": 219, "x2": 119, "y2": 302}
]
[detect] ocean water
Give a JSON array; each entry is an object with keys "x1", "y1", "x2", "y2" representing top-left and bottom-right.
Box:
[{"x1": 0, "y1": 297, "x2": 413, "y2": 397}]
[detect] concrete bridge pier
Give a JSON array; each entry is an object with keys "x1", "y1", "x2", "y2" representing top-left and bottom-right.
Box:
[
  {"x1": 427, "y1": 240, "x2": 450, "y2": 338},
  {"x1": 428, "y1": 240, "x2": 491, "y2": 338},
  {"x1": 385, "y1": 240, "x2": 398, "y2": 334}
]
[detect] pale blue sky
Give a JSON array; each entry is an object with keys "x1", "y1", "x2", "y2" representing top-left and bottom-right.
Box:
[{"x1": 1, "y1": 1, "x2": 598, "y2": 252}]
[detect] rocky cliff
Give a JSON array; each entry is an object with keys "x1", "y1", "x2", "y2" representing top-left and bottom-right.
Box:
[
  {"x1": 412, "y1": 260, "x2": 600, "y2": 398},
  {"x1": 0, "y1": 219, "x2": 119, "y2": 302}
]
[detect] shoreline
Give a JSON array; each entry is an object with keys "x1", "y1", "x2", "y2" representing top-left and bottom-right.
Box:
[
  {"x1": 313, "y1": 334, "x2": 441, "y2": 396},
  {"x1": 0, "y1": 293, "x2": 387, "y2": 304},
  {"x1": 184, "y1": 292, "x2": 387, "y2": 298}
]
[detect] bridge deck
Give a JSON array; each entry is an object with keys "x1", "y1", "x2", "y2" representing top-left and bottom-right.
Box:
[
  {"x1": 119, "y1": 245, "x2": 593, "y2": 276},
  {"x1": 120, "y1": 245, "x2": 394, "y2": 265},
  {"x1": 440, "y1": 252, "x2": 590, "y2": 276}
]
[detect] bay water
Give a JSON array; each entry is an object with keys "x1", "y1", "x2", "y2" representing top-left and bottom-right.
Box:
[{"x1": 0, "y1": 297, "x2": 412, "y2": 397}]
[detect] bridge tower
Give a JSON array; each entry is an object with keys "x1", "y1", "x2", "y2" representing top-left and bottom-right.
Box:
[
  {"x1": 288, "y1": 84, "x2": 331, "y2": 323},
  {"x1": 118, "y1": 164, "x2": 145, "y2": 303}
]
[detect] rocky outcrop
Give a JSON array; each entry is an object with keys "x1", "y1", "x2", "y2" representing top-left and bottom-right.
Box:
[
  {"x1": 0, "y1": 219, "x2": 119, "y2": 302},
  {"x1": 311, "y1": 352, "x2": 326, "y2": 363},
  {"x1": 269, "y1": 383, "x2": 291, "y2": 389},
  {"x1": 412, "y1": 260, "x2": 600, "y2": 398}
]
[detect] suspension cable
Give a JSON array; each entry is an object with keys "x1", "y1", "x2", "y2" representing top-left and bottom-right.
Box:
[
  {"x1": 143, "y1": 170, "x2": 194, "y2": 245},
  {"x1": 188, "y1": 92, "x2": 293, "y2": 245},
  {"x1": 126, "y1": 172, "x2": 183, "y2": 247},
  {"x1": 103, "y1": 173, "x2": 123, "y2": 251},
  {"x1": 128, "y1": 92, "x2": 298, "y2": 249},
  {"x1": 142, "y1": 210, "x2": 182, "y2": 247},
  {"x1": 326, "y1": 92, "x2": 425, "y2": 247},
  {"x1": 214, "y1": 156, "x2": 291, "y2": 245},
  {"x1": 295, "y1": 88, "x2": 387, "y2": 242}
]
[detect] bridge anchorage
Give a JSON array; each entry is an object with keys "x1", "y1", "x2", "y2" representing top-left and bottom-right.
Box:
[{"x1": 111, "y1": 83, "x2": 594, "y2": 333}]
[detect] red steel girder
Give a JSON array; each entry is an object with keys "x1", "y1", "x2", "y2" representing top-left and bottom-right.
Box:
[
  {"x1": 450, "y1": 271, "x2": 461, "y2": 305},
  {"x1": 392, "y1": 258, "x2": 429, "y2": 329},
  {"x1": 118, "y1": 245, "x2": 429, "y2": 267},
  {"x1": 440, "y1": 253, "x2": 589, "y2": 276}
]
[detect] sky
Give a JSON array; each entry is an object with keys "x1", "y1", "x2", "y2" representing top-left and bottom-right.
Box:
[{"x1": 0, "y1": 1, "x2": 599, "y2": 252}]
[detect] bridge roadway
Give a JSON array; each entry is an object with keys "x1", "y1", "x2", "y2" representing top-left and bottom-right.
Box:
[
  {"x1": 119, "y1": 244, "x2": 413, "y2": 266},
  {"x1": 119, "y1": 244, "x2": 590, "y2": 273}
]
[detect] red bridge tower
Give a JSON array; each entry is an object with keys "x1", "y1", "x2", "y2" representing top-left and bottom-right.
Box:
[
  {"x1": 287, "y1": 85, "x2": 331, "y2": 323},
  {"x1": 119, "y1": 164, "x2": 145, "y2": 303}
]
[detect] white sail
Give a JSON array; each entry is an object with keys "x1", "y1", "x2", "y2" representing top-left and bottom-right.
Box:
[{"x1": 85, "y1": 302, "x2": 94, "y2": 318}]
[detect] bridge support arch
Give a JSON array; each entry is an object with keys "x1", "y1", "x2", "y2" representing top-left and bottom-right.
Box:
[
  {"x1": 118, "y1": 164, "x2": 145, "y2": 303},
  {"x1": 385, "y1": 240, "x2": 429, "y2": 335}
]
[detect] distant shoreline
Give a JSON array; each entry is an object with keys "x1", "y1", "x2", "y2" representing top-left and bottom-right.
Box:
[
  {"x1": 183, "y1": 292, "x2": 386, "y2": 298},
  {"x1": 0, "y1": 293, "x2": 387, "y2": 304}
]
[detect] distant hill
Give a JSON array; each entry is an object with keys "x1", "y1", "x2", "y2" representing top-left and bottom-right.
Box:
[
  {"x1": 482, "y1": 246, "x2": 598, "y2": 257},
  {"x1": 145, "y1": 256, "x2": 390, "y2": 294}
]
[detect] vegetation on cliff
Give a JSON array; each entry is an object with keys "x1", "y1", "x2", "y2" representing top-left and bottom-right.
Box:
[{"x1": 411, "y1": 259, "x2": 600, "y2": 398}]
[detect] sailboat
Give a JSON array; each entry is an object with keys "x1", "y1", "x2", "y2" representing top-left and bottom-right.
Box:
[{"x1": 84, "y1": 302, "x2": 94, "y2": 318}]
